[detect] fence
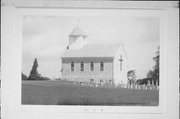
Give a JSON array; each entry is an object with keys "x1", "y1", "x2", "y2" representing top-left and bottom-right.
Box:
[{"x1": 74, "y1": 82, "x2": 159, "y2": 91}]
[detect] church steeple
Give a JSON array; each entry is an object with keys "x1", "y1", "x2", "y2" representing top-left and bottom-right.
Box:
[{"x1": 67, "y1": 20, "x2": 87, "y2": 50}]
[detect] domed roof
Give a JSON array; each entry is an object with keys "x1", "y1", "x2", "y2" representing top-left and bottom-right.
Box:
[{"x1": 69, "y1": 26, "x2": 87, "y2": 37}]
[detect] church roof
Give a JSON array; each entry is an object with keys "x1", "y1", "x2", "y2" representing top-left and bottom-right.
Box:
[
  {"x1": 61, "y1": 44, "x2": 121, "y2": 58},
  {"x1": 69, "y1": 26, "x2": 87, "y2": 37}
]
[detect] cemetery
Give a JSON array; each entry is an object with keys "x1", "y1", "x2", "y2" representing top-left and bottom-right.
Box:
[{"x1": 77, "y1": 80, "x2": 159, "y2": 90}]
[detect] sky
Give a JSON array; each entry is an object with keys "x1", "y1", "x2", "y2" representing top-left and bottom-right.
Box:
[{"x1": 22, "y1": 16, "x2": 159, "y2": 79}]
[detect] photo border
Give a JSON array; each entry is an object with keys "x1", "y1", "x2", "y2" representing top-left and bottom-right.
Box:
[{"x1": 1, "y1": 1, "x2": 179, "y2": 119}]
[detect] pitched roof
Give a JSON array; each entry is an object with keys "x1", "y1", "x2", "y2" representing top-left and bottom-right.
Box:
[
  {"x1": 61, "y1": 44, "x2": 121, "y2": 58},
  {"x1": 69, "y1": 26, "x2": 87, "y2": 37}
]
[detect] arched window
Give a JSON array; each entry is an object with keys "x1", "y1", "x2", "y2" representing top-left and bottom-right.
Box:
[
  {"x1": 90, "y1": 61, "x2": 94, "y2": 71},
  {"x1": 80, "y1": 61, "x2": 84, "y2": 71},
  {"x1": 90, "y1": 79, "x2": 94, "y2": 83},
  {"x1": 71, "y1": 62, "x2": 74, "y2": 71},
  {"x1": 100, "y1": 79, "x2": 103, "y2": 83},
  {"x1": 100, "y1": 61, "x2": 104, "y2": 71}
]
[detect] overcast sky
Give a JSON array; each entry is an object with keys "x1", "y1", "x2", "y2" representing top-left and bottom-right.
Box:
[{"x1": 22, "y1": 16, "x2": 159, "y2": 79}]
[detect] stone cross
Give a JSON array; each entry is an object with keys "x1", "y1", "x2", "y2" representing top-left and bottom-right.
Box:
[{"x1": 119, "y1": 55, "x2": 123, "y2": 71}]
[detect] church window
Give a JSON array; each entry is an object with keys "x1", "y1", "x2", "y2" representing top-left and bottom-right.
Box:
[
  {"x1": 71, "y1": 62, "x2": 74, "y2": 71},
  {"x1": 90, "y1": 61, "x2": 94, "y2": 71},
  {"x1": 100, "y1": 61, "x2": 104, "y2": 71},
  {"x1": 90, "y1": 79, "x2": 94, "y2": 83},
  {"x1": 80, "y1": 61, "x2": 84, "y2": 71},
  {"x1": 100, "y1": 79, "x2": 103, "y2": 83}
]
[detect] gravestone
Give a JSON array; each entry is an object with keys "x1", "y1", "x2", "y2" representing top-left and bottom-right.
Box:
[{"x1": 148, "y1": 80, "x2": 151, "y2": 86}]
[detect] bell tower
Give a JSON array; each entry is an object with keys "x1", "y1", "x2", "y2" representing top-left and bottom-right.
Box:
[{"x1": 67, "y1": 20, "x2": 87, "y2": 50}]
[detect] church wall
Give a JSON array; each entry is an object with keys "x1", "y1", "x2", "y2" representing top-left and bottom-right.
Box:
[
  {"x1": 61, "y1": 58, "x2": 113, "y2": 83},
  {"x1": 113, "y1": 47, "x2": 128, "y2": 84}
]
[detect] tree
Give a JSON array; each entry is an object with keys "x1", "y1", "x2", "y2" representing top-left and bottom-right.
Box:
[
  {"x1": 147, "y1": 47, "x2": 159, "y2": 85},
  {"x1": 147, "y1": 70, "x2": 154, "y2": 79},
  {"x1": 22, "y1": 73, "x2": 28, "y2": 80},
  {"x1": 127, "y1": 70, "x2": 136, "y2": 85},
  {"x1": 153, "y1": 46, "x2": 159, "y2": 82},
  {"x1": 28, "y1": 58, "x2": 41, "y2": 80}
]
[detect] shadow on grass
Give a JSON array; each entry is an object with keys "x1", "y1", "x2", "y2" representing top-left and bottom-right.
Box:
[{"x1": 57, "y1": 97, "x2": 158, "y2": 106}]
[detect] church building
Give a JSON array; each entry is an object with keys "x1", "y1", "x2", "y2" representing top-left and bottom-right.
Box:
[{"x1": 61, "y1": 25, "x2": 129, "y2": 85}]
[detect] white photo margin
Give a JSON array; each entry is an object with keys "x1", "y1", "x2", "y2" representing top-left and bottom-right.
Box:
[{"x1": 1, "y1": 1, "x2": 179, "y2": 119}]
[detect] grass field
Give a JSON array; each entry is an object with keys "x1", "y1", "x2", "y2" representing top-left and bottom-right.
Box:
[{"x1": 22, "y1": 80, "x2": 159, "y2": 106}]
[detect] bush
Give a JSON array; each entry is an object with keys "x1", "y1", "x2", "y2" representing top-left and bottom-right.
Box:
[
  {"x1": 22, "y1": 73, "x2": 28, "y2": 80},
  {"x1": 53, "y1": 78, "x2": 61, "y2": 80},
  {"x1": 27, "y1": 74, "x2": 41, "y2": 80},
  {"x1": 136, "y1": 78, "x2": 154, "y2": 85},
  {"x1": 27, "y1": 75, "x2": 51, "y2": 80},
  {"x1": 40, "y1": 77, "x2": 51, "y2": 80}
]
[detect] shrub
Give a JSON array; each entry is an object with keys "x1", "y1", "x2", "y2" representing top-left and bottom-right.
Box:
[
  {"x1": 40, "y1": 77, "x2": 51, "y2": 80},
  {"x1": 22, "y1": 73, "x2": 28, "y2": 80},
  {"x1": 28, "y1": 74, "x2": 41, "y2": 80}
]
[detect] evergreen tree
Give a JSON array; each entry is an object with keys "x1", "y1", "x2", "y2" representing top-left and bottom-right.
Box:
[{"x1": 28, "y1": 58, "x2": 41, "y2": 80}]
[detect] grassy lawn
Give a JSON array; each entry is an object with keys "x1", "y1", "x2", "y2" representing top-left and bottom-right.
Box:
[{"x1": 22, "y1": 80, "x2": 159, "y2": 106}]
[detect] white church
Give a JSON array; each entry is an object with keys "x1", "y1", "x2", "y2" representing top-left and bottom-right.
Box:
[{"x1": 61, "y1": 24, "x2": 129, "y2": 85}]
